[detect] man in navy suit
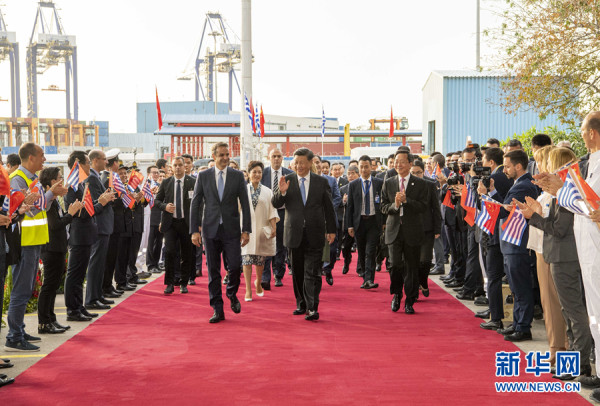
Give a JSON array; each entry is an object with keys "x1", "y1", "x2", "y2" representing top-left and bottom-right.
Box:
[
  {"x1": 346, "y1": 155, "x2": 383, "y2": 289},
  {"x1": 260, "y1": 148, "x2": 292, "y2": 289},
  {"x1": 496, "y1": 150, "x2": 539, "y2": 341},
  {"x1": 190, "y1": 143, "x2": 252, "y2": 323}
]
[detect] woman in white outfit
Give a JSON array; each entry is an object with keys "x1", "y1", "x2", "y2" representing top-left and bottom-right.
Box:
[{"x1": 241, "y1": 161, "x2": 279, "y2": 301}]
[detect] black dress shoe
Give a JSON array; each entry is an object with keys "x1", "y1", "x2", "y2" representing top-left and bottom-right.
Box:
[
  {"x1": 453, "y1": 287, "x2": 465, "y2": 292},
  {"x1": 137, "y1": 271, "x2": 152, "y2": 279},
  {"x1": 404, "y1": 304, "x2": 415, "y2": 314},
  {"x1": 391, "y1": 294, "x2": 401, "y2": 312},
  {"x1": 38, "y1": 323, "x2": 66, "y2": 334},
  {"x1": 325, "y1": 273, "x2": 333, "y2": 286},
  {"x1": 222, "y1": 274, "x2": 230, "y2": 285},
  {"x1": 103, "y1": 292, "x2": 120, "y2": 299},
  {"x1": 497, "y1": 325, "x2": 516, "y2": 335},
  {"x1": 0, "y1": 375, "x2": 15, "y2": 388},
  {"x1": 357, "y1": 271, "x2": 365, "y2": 278},
  {"x1": 52, "y1": 321, "x2": 70, "y2": 330},
  {"x1": 86, "y1": 301, "x2": 110, "y2": 310},
  {"x1": 80, "y1": 308, "x2": 99, "y2": 318},
  {"x1": 99, "y1": 298, "x2": 115, "y2": 305},
  {"x1": 293, "y1": 308, "x2": 306, "y2": 315},
  {"x1": 342, "y1": 265, "x2": 349, "y2": 274},
  {"x1": 363, "y1": 281, "x2": 378, "y2": 289},
  {"x1": 196, "y1": 269, "x2": 202, "y2": 277},
  {"x1": 474, "y1": 296, "x2": 489, "y2": 306},
  {"x1": 274, "y1": 277, "x2": 283, "y2": 287},
  {"x1": 116, "y1": 284, "x2": 135, "y2": 291},
  {"x1": 440, "y1": 274, "x2": 454, "y2": 281},
  {"x1": 180, "y1": 286, "x2": 188, "y2": 294},
  {"x1": 579, "y1": 374, "x2": 600, "y2": 388},
  {"x1": 164, "y1": 285, "x2": 174, "y2": 294},
  {"x1": 504, "y1": 331, "x2": 532, "y2": 342},
  {"x1": 305, "y1": 310, "x2": 319, "y2": 321},
  {"x1": 590, "y1": 388, "x2": 600, "y2": 403},
  {"x1": 375, "y1": 263, "x2": 382, "y2": 272},
  {"x1": 456, "y1": 291, "x2": 475, "y2": 300},
  {"x1": 475, "y1": 309, "x2": 491, "y2": 319},
  {"x1": 261, "y1": 281, "x2": 271, "y2": 291},
  {"x1": 230, "y1": 296, "x2": 241, "y2": 313},
  {"x1": 533, "y1": 304, "x2": 544, "y2": 320},
  {"x1": 422, "y1": 288, "x2": 429, "y2": 297},
  {"x1": 112, "y1": 287, "x2": 124, "y2": 294},
  {"x1": 66, "y1": 312, "x2": 92, "y2": 322},
  {"x1": 130, "y1": 278, "x2": 148, "y2": 285},
  {"x1": 429, "y1": 268, "x2": 445, "y2": 275},
  {"x1": 188, "y1": 280, "x2": 196, "y2": 286},
  {"x1": 209, "y1": 312, "x2": 225, "y2": 323},
  {"x1": 446, "y1": 280, "x2": 464, "y2": 288},
  {"x1": 480, "y1": 320, "x2": 503, "y2": 330}
]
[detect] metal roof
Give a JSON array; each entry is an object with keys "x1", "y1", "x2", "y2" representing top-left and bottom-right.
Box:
[
  {"x1": 432, "y1": 69, "x2": 509, "y2": 78},
  {"x1": 163, "y1": 114, "x2": 240, "y2": 124}
]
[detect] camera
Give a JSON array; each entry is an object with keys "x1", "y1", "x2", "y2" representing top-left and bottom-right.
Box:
[
  {"x1": 470, "y1": 166, "x2": 492, "y2": 191},
  {"x1": 447, "y1": 172, "x2": 464, "y2": 186}
]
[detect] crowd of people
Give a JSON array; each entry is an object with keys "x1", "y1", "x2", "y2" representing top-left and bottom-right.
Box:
[{"x1": 1, "y1": 111, "x2": 600, "y2": 402}]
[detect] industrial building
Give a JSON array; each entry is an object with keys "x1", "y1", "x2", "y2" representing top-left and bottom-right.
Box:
[{"x1": 421, "y1": 70, "x2": 567, "y2": 153}]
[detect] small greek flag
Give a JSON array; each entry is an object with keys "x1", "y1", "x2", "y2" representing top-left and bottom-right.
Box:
[
  {"x1": 244, "y1": 92, "x2": 254, "y2": 132},
  {"x1": 557, "y1": 172, "x2": 589, "y2": 215},
  {"x1": 321, "y1": 107, "x2": 326, "y2": 138},
  {"x1": 501, "y1": 206, "x2": 527, "y2": 246},
  {"x1": 66, "y1": 161, "x2": 81, "y2": 191}
]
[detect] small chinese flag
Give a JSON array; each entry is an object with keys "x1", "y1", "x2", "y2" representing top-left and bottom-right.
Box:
[
  {"x1": 155, "y1": 86, "x2": 163, "y2": 130},
  {"x1": 260, "y1": 105, "x2": 265, "y2": 138},
  {"x1": 83, "y1": 186, "x2": 95, "y2": 217},
  {"x1": 128, "y1": 171, "x2": 144, "y2": 190},
  {"x1": 0, "y1": 165, "x2": 10, "y2": 196},
  {"x1": 9, "y1": 190, "x2": 25, "y2": 216},
  {"x1": 442, "y1": 190, "x2": 454, "y2": 209},
  {"x1": 483, "y1": 200, "x2": 501, "y2": 235}
]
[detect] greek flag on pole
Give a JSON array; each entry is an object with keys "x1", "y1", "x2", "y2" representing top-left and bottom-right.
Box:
[
  {"x1": 244, "y1": 92, "x2": 254, "y2": 131},
  {"x1": 255, "y1": 104, "x2": 260, "y2": 136},
  {"x1": 321, "y1": 107, "x2": 326, "y2": 138},
  {"x1": 501, "y1": 206, "x2": 527, "y2": 246},
  {"x1": 66, "y1": 161, "x2": 81, "y2": 191},
  {"x1": 557, "y1": 171, "x2": 589, "y2": 215}
]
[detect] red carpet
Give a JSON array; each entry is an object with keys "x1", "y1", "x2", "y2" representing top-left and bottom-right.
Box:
[{"x1": 3, "y1": 257, "x2": 589, "y2": 405}]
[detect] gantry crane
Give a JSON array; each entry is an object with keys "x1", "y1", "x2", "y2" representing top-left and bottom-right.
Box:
[
  {"x1": 178, "y1": 12, "x2": 244, "y2": 111},
  {"x1": 27, "y1": 0, "x2": 78, "y2": 120},
  {"x1": 0, "y1": 7, "x2": 21, "y2": 118}
]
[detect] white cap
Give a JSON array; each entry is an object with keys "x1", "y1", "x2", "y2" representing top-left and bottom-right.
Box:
[{"x1": 105, "y1": 148, "x2": 120, "y2": 160}]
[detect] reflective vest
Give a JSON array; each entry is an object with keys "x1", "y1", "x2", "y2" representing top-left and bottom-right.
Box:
[{"x1": 9, "y1": 169, "x2": 49, "y2": 246}]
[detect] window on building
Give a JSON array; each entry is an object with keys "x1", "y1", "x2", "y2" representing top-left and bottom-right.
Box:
[{"x1": 428, "y1": 120, "x2": 436, "y2": 153}]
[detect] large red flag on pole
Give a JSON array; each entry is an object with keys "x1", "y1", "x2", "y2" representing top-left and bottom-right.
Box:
[
  {"x1": 260, "y1": 105, "x2": 265, "y2": 138},
  {"x1": 155, "y1": 86, "x2": 163, "y2": 130},
  {"x1": 389, "y1": 106, "x2": 394, "y2": 139}
]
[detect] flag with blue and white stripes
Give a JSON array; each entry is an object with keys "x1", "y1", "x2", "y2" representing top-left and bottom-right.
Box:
[
  {"x1": 501, "y1": 206, "x2": 527, "y2": 246},
  {"x1": 475, "y1": 200, "x2": 491, "y2": 233},
  {"x1": 66, "y1": 161, "x2": 81, "y2": 191},
  {"x1": 244, "y1": 92, "x2": 254, "y2": 132},
  {"x1": 112, "y1": 172, "x2": 133, "y2": 207},
  {"x1": 255, "y1": 104, "x2": 260, "y2": 136},
  {"x1": 1, "y1": 192, "x2": 9, "y2": 213},
  {"x1": 557, "y1": 171, "x2": 589, "y2": 216},
  {"x1": 321, "y1": 107, "x2": 326, "y2": 138}
]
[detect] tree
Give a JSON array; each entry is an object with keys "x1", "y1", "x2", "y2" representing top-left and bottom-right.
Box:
[
  {"x1": 500, "y1": 125, "x2": 588, "y2": 157},
  {"x1": 485, "y1": 0, "x2": 600, "y2": 125}
]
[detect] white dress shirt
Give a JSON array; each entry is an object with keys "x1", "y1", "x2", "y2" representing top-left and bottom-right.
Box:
[
  {"x1": 172, "y1": 175, "x2": 185, "y2": 219},
  {"x1": 360, "y1": 176, "x2": 375, "y2": 216}
]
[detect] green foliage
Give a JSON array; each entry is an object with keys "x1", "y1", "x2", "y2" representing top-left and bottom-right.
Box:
[{"x1": 500, "y1": 125, "x2": 588, "y2": 157}]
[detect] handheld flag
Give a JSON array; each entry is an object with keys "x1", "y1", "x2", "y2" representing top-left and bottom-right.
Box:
[
  {"x1": 476, "y1": 195, "x2": 501, "y2": 234},
  {"x1": 557, "y1": 171, "x2": 590, "y2": 215},
  {"x1": 244, "y1": 92, "x2": 255, "y2": 131},
  {"x1": 260, "y1": 105, "x2": 265, "y2": 138},
  {"x1": 460, "y1": 182, "x2": 477, "y2": 226},
  {"x1": 389, "y1": 106, "x2": 394, "y2": 139},
  {"x1": 112, "y1": 172, "x2": 134, "y2": 208},
  {"x1": 0, "y1": 165, "x2": 10, "y2": 196},
  {"x1": 29, "y1": 179, "x2": 47, "y2": 210},
  {"x1": 6, "y1": 190, "x2": 25, "y2": 216},
  {"x1": 142, "y1": 180, "x2": 155, "y2": 208},
  {"x1": 128, "y1": 171, "x2": 144, "y2": 190},
  {"x1": 255, "y1": 104, "x2": 260, "y2": 136},
  {"x1": 570, "y1": 166, "x2": 600, "y2": 210},
  {"x1": 442, "y1": 189, "x2": 454, "y2": 209},
  {"x1": 66, "y1": 161, "x2": 88, "y2": 191},
  {"x1": 83, "y1": 185, "x2": 95, "y2": 217},
  {"x1": 155, "y1": 86, "x2": 163, "y2": 130},
  {"x1": 501, "y1": 205, "x2": 527, "y2": 246}
]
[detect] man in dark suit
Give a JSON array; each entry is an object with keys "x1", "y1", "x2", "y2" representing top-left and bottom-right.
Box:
[
  {"x1": 339, "y1": 165, "x2": 359, "y2": 274},
  {"x1": 64, "y1": 151, "x2": 113, "y2": 321},
  {"x1": 347, "y1": 155, "x2": 383, "y2": 289},
  {"x1": 145, "y1": 165, "x2": 163, "y2": 273},
  {"x1": 476, "y1": 147, "x2": 513, "y2": 330},
  {"x1": 381, "y1": 150, "x2": 428, "y2": 314},
  {"x1": 272, "y1": 148, "x2": 336, "y2": 321},
  {"x1": 114, "y1": 166, "x2": 136, "y2": 292},
  {"x1": 261, "y1": 148, "x2": 293, "y2": 289},
  {"x1": 332, "y1": 162, "x2": 348, "y2": 261},
  {"x1": 496, "y1": 150, "x2": 539, "y2": 341},
  {"x1": 190, "y1": 143, "x2": 251, "y2": 323},
  {"x1": 85, "y1": 150, "x2": 117, "y2": 310},
  {"x1": 409, "y1": 160, "x2": 441, "y2": 298},
  {"x1": 155, "y1": 157, "x2": 196, "y2": 295}
]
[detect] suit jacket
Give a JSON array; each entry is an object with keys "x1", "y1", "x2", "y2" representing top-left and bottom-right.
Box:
[
  {"x1": 65, "y1": 178, "x2": 103, "y2": 246},
  {"x1": 422, "y1": 177, "x2": 442, "y2": 235},
  {"x1": 381, "y1": 174, "x2": 428, "y2": 245},
  {"x1": 346, "y1": 177, "x2": 383, "y2": 232},
  {"x1": 131, "y1": 186, "x2": 147, "y2": 234},
  {"x1": 336, "y1": 176, "x2": 349, "y2": 189},
  {"x1": 190, "y1": 167, "x2": 251, "y2": 239},
  {"x1": 156, "y1": 175, "x2": 196, "y2": 233},
  {"x1": 261, "y1": 166, "x2": 293, "y2": 191},
  {"x1": 579, "y1": 153, "x2": 590, "y2": 180},
  {"x1": 339, "y1": 183, "x2": 349, "y2": 230},
  {"x1": 323, "y1": 174, "x2": 342, "y2": 215},
  {"x1": 376, "y1": 168, "x2": 397, "y2": 181},
  {"x1": 44, "y1": 199, "x2": 73, "y2": 253},
  {"x1": 499, "y1": 172, "x2": 539, "y2": 254},
  {"x1": 529, "y1": 199, "x2": 578, "y2": 263},
  {"x1": 272, "y1": 172, "x2": 336, "y2": 249},
  {"x1": 88, "y1": 169, "x2": 113, "y2": 236}
]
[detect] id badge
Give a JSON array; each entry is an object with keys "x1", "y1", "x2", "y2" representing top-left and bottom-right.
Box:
[
  {"x1": 188, "y1": 191, "x2": 194, "y2": 199},
  {"x1": 374, "y1": 194, "x2": 380, "y2": 204}
]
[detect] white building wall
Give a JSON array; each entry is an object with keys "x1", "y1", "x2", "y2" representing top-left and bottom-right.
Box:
[{"x1": 421, "y1": 72, "x2": 445, "y2": 153}]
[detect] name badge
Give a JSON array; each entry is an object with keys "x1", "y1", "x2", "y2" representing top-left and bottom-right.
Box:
[
  {"x1": 188, "y1": 191, "x2": 194, "y2": 199},
  {"x1": 374, "y1": 194, "x2": 380, "y2": 204}
]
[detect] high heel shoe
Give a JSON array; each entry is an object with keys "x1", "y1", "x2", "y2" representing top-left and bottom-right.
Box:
[
  {"x1": 244, "y1": 296, "x2": 253, "y2": 302},
  {"x1": 255, "y1": 280, "x2": 264, "y2": 297}
]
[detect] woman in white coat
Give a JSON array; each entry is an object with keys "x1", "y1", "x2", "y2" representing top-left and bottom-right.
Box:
[{"x1": 241, "y1": 161, "x2": 279, "y2": 301}]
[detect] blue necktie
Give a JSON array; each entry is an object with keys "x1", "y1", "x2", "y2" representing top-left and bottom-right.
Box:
[
  {"x1": 218, "y1": 170, "x2": 224, "y2": 201},
  {"x1": 176, "y1": 180, "x2": 182, "y2": 218},
  {"x1": 364, "y1": 180, "x2": 370, "y2": 215},
  {"x1": 300, "y1": 177, "x2": 306, "y2": 205}
]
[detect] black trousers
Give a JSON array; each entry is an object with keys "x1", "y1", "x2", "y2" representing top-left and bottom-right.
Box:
[
  {"x1": 164, "y1": 219, "x2": 193, "y2": 287},
  {"x1": 341, "y1": 230, "x2": 354, "y2": 268},
  {"x1": 103, "y1": 231, "x2": 121, "y2": 292},
  {"x1": 288, "y1": 229, "x2": 324, "y2": 312},
  {"x1": 263, "y1": 208, "x2": 286, "y2": 282},
  {"x1": 146, "y1": 225, "x2": 163, "y2": 269},
  {"x1": 355, "y1": 216, "x2": 379, "y2": 283},
  {"x1": 376, "y1": 232, "x2": 390, "y2": 269},
  {"x1": 127, "y1": 232, "x2": 143, "y2": 280},
  {"x1": 485, "y1": 243, "x2": 504, "y2": 322},
  {"x1": 115, "y1": 235, "x2": 131, "y2": 286},
  {"x1": 388, "y1": 234, "x2": 420, "y2": 306},
  {"x1": 65, "y1": 245, "x2": 92, "y2": 313},
  {"x1": 204, "y1": 224, "x2": 241, "y2": 312},
  {"x1": 419, "y1": 233, "x2": 435, "y2": 290},
  {"x1": 39, "y1": 251, "x2": 67, "y2": 324},
  {"x1": 463, "y1": 227, "x2": 484, "y2": 295},
  {"x1": 446, "y1": 224, "x2": 466, "y2": 281}
]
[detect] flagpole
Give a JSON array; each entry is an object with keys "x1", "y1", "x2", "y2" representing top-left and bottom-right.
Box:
[
  {"x1": 567, "y1": 167, "x2": 600, "y2": 231},
  {"x1": 78, "y1": 184, "x2": 88, "y2": 217}
]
